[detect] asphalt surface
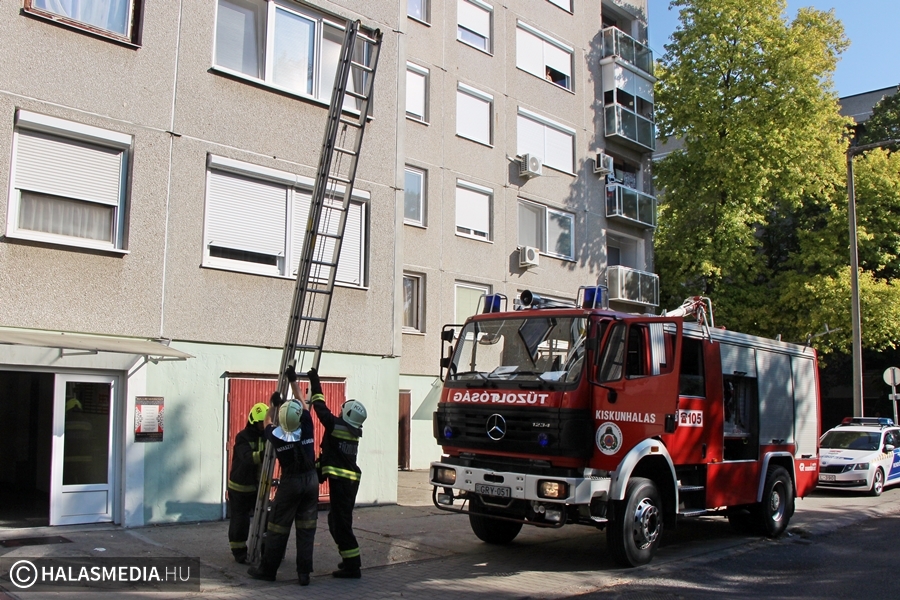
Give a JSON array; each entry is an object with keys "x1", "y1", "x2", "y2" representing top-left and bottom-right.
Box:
[{"x1": 1, "y1": 472, "x2": 899, "y2": 599}]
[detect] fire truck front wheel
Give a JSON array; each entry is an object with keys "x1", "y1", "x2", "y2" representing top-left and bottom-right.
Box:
[
  {"x1": 757, "y1": 466, "x2": 794, "y2": 538},
  {"x1": 607, "y1": 477, "x2": 662, "y2": 567},
  {"x1": 468, "y1": 502, "x2": 523, "y2": 545}
]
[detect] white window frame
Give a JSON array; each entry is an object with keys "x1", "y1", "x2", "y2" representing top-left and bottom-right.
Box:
[
  {"x1": 516, "y1": 108, "x2": 575, "y2": 174},
  {"x1": 406, "y1": 63, "x2": 429, "y2": 123},
  {"x1": 25, "y1": 0, "x2": 141, "y2": 43},
  {"x1": 407, "y1": 0, "x2": 430, "y2": 24},
  {"x1": 606, "y1": 231, "x2": 642, "y2": 269},
  {"x1": 457, "y1": 0, "x2": 492, "y2": 53},
  {"x1": 518, "y1": 199, "x2": 574, "y2": 260},
  {"x1": 455, "y1": 281, "x2": 491, "y2": 324},
  {"x1": 456, "y1": 83, "x2": 493, "y2": 146},
  {"x1": 516, "y1": 22, "x2": 574, "y2": 91},
  {"x1": 203, "y1": 155, "x2": 368, "y2": 287},
  {"x1": 455, "y1": 180, "x2": 492, "y2": 242},
  {"x1": 546, "y1": 0, "x2": 572, "y2": 12},
  {"x1": 213, "y1": 0, "x2": 362, "y2": 108},
  {"x1": 6, "y1": 110, "x2": 132, "y2": 253},
  {"x1": 402, "y1": 272, "x2": 425, "y2": 333},
  {"x1": 404, "y1": 166, "x2": 426, "y2": 227}
]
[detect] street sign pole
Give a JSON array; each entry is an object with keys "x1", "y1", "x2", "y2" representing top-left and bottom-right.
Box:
[{"x1": 884, "y1": 367, "x2": 900, "y2": 424}]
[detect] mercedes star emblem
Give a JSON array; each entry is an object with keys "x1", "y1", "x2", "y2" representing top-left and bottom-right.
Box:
[{"x1": 486, "y1": 413, "x2": 507, "y2": 441}]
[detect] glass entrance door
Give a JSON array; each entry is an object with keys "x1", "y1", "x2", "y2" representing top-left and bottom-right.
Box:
[{"x1": 50, "y1": 374, "x2": 117, "y2": 525}]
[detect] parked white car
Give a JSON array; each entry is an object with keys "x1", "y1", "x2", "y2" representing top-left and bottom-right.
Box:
[{"x1": 818, "y1": 417, "x2": 900, "y2": 496}]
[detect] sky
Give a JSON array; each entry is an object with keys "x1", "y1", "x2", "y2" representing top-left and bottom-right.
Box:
[{"x1": 647, "y1": 0, "x2": 900, "y2": 98}]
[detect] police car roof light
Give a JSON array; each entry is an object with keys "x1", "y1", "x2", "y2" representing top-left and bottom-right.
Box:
[{"x1": 839, "y1": 416, "x2": 895, "y2": 427}]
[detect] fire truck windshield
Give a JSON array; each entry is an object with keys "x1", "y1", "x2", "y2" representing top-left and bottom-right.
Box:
[{"x1": 448, "y1": 316, "x2": 587, "y2": 385}]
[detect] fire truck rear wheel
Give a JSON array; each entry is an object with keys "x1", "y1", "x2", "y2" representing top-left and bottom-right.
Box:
[
  {"x1": 757, "y1": 466, "x2": 794, "y2": 538},
  {"x1": 468, "y1": 502, "x2": 523, "y2": 545},
  {"x1": 607, "y1": 477, "x2": 662, "y2": 567}
]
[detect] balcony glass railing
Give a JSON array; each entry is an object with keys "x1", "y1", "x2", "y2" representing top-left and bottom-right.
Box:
[
  {"x1": 605, "y1": 105, "x2": 656, "y2": 151},
  {"x1": 601, "y1": 27, "x2": 654, "y2": 76},
  {"x1": 607, "y1": 265, "x2": 659, "y2": 306},
  {"x1": 606, "y1": 184, "x2": 657, "y2": 229}
]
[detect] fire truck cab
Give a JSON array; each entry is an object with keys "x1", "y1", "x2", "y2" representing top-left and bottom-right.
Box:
[{"x1": 430, "y1": 288, "x2": 820, "y2": 567}]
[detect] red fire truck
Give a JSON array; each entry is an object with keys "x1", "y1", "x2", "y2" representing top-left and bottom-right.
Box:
[{"x1": 430, "y1": 287, "x2": 820, "y2": 567}]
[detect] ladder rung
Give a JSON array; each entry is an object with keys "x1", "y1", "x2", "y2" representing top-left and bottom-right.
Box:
[
  {"x1": 304, "y1": 287, "x2": 333, "y2": 294},
  {"x1": 327, "y1": 174, "x2": 353, "y2": 185},
  {"x1": 350, "y1": 60, "x2": 374, "y2": 74},
  {"x1": 310, "y1": 259, "x2": 338, "y2": 268},
  {"x1": 345, "y1": 89, "x2": 368, "y2": 101},
  {"x1": 293, "y1": 344, "x2": 323, "y2": 352},
  {"x1": 334, "y1": 146, "x2": 357, "y2": 156},
  {"x1": 314, "y1": 231, "x2": 343, "y2": 241},
  {"x1": 339, "y1": 116, "x2": 362, "y2": 127},
  {"x1": 300, "y1": 316, "x2": 327, "y2": 324}
]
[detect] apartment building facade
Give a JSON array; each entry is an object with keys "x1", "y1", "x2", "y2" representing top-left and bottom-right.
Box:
[{"x1": 0, "y1": 0, "x2": 655, "y2": 527}]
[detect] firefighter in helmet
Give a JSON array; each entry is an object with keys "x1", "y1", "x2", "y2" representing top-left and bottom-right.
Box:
[
  {"x1": 247, "y1": 385, "x2": 318, "y2": 585},
  {"x1": 227, "y1": 402, "x2": 268, "y2": 564},
  {"x1": 299, "y1": 366, "x2": 367, "y2": 579}
]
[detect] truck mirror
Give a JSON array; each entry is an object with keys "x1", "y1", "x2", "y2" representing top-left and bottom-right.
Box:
[{"x1": 441, "y1": 329, "x2": 455, "y2": 342}]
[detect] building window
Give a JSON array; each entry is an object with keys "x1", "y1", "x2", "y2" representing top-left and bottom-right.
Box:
[
  {"x1": 404, "y1": 166, "x2": 426, "y2": 226},
  {"x1": 457, "y1": 0, "x2": 492, "y2": 53},
  {"x1": 403, "y1": 273, "x2": 425, "y2": 332},
  {"x1": 408, "y1": 0, "x2": 429, "y2": 23},
  {"x1": 547, "y1": 0, "x2": 572, "y2": 12},
  {"x1": 517, "y1": 109, "x2": 575, "y2": 174},
  {"x1": 204, "y1": 155, "x2": 367, "y2": 286},
  {"x1": 406, "y1": 63, "x2": 429, "y2": 122},
  {"x1": 457, "y1": 84, "x2": 492, "y2": 145},
  {"x1": 516, "y1": 22, "x2": 573, "y2": 90},
  {"x1": 214, "y1": 0, "x2": 365, "y2": 107},
  {"x1": 607, "y1": 233, "x2": 639, "y2": 268},
  {"x1": 455, "y1": 282, "x2": 490, "y2": 324},
  {"x1": 25, "y1": 0, "x2": 142, "y2": 44},
  {"x1": 455, "y1": 180, "x2": 492, "y2": 241},
  {"x1": 518, "y1": 200, "x2": 574, "y2": 260},
  {"x1": 7, "y1": 110, "x2": 131, "y2": 252}
]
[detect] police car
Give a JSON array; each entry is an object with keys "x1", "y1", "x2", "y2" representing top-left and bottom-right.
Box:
[{"x1": 818, "y1": 417, "x2": 900, "y2": 496}]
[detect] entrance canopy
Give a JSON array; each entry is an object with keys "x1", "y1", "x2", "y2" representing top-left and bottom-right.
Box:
[{"x1": 0, "y1": 328, "x2": 193, "y2": 360}]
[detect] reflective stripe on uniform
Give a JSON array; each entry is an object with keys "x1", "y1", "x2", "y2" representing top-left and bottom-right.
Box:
[
  {"x1": 322, "y1": 466, "x2": 360, "y2": 481},
  {"x1": 227, "y1": 480, "x2": 256, "y2": 493},
  {"x1": 229, "y1": 541, "x2": 247, "y2": 549},
  {"x1": 331, "y1": 429, "x2": 359, "y2": 442},
  {"x1": 267, "y1": 522, "x2": 290, "y2": 535},
  {"x1": 294, "y1": 518, "x2": 317, "y2": 530},
  {"x1": 310, "y1": 394, "x2": 325, "y2": 404},
  {"x1": 339, "y1": 547, "x2": 360, "y2": 559}
]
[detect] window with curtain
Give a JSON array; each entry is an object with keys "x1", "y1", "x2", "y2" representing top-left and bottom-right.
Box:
[
  {"x1": 408, "y1": 0, "x2": 429, "y2": 23},
  {"x1": 403, "y1": 273, "x2": 424, "y2": 332},
  {"x1": 518, "y1": 199, "x2": 574, "y2": 260},
  {"x1": 204, "y1": 156, "x2": 367, "y2": 285},
  {"x1": 457, "y1": 0, "x2": 492, "y2": 52},
  {"x1": 7, "y1": 111, "x2": 131, "y2": 252},
  {"x1": 404, "y1": 166, "x2": 426, "y2": 226},
  {"x1": 214, "y1": 0, "x2": 369, "y2": 108},
  {"x1": 457, "y1": 84, "x2": 492, "y2": 145},
  {"x1": 455, "y1": 282, "x2": 490, "y2": 324},
  {"x1": 455, "y1": 181, "x2": 492, "y2": 241},
  {"x1": 26, "y1": 0, "x2": 141, "y2": 42},
  {"x1": 516, "y1": 22, "x2": 573, "y2": 90},
  {"x1": 516, "y1": 109, "x2": 575, "y2": 173},
  {"x1": 406, "y1": 63, "x2": 429, "y2": 122}
]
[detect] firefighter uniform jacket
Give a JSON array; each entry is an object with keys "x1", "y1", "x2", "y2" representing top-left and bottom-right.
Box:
[
  {"x1": 227, "y1": 423, "x2": 265, "y2": 494},
  {"x1": 264, "y1": 412, "x2": 316, "y2": 476},
  {"x1": 310, "y1": 395, "x2": 362, "y2": 481}
]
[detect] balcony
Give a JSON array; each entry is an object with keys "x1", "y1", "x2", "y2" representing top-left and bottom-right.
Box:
[
  {"x1": 601, "y1": 26, "x2": 654, "y2": 76},
  {"x1": 606, "y1": 183, "x2": 656, "y2": 229},
  {"x1": 605, "y1": 104, "x2": 656, "y2": 151},
  {"x1": 607, "y1": 265, "x2": 659, "y2": 306}
]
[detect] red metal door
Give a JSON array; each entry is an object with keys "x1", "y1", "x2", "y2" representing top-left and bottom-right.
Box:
[
  {"x1": 398, "y1": 390, "x2": 411, "y2": 470},
  {"x1": 227, "y1": 378, "x2": 346, "y2": 503}
]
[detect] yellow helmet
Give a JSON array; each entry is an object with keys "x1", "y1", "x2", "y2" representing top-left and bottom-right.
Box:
[{"x1": 248, "y1": 403, "x2": 268, "y2": 425}]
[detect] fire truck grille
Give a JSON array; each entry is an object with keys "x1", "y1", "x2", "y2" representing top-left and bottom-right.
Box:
[{"x1": 433, "y1": 404, "x2": 593, "y2": 457}]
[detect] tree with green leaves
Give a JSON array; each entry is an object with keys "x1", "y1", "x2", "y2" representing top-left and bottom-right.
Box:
[
  {"x1": 653, "y1": 0, "x2": 867, "y2": 353},
  {"x1": 858, "y1": 86, "x2": 900, "y2": 146}
]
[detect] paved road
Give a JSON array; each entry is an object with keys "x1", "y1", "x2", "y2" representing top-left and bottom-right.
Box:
[{"x1": 2, "y1": 473, "x2": 900, "y2": 599}]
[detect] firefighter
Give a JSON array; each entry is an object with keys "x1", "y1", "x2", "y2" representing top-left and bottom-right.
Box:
[
  {"x1": 227, "y1": 402, "x2": 268, "y2": 564},
  {"x1": 247, "y1": 388, "x2": 318, "y2": 586},
  {"x1": 301, "y1": 366, "x2": 367, "y2": 579}
]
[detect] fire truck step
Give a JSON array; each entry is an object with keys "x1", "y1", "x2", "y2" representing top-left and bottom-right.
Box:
[
  {"x1": 678, "y1": 509, "x2": 708, "y2": 517},
  {"x1": 678, "y1": 485, "x2": 705, "y2": 492}
]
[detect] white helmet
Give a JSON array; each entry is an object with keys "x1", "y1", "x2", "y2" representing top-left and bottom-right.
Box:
[
  {"x1": 341, "y1": 400, "x2": 367, "y2": 429},
  {"x1": 274, "y1": 399, "x2": 304, "y2": 441}
]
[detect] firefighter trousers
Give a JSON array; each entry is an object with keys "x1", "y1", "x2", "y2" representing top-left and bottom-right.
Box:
[
  {"x1": 327, "y1": 476, "x2": 361, "y2": 569},
  {"x1": 227, "y1": 490, "x2": 256, "y2": 558},
  {"x1": 259, "y1": 470, "x2": 319, "y2": 576}
]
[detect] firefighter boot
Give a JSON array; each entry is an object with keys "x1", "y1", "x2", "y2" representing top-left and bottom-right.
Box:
[
  {"x1": 247, "y1": 566, "x2": 276, "y2": 582},
  {"x1": 332, "y1": 567, "x2": 361, "y2": 579},
  {"x1": 298, "y1": 573, "x2": 310, "y2": 586}
]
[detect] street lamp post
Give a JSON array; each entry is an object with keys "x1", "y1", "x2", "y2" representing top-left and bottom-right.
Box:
[{"x1": 846, "y1": 138, "x2": 900, "y2": 417}]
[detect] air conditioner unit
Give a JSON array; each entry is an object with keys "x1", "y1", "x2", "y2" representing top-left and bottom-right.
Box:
[
  {"x1": 519, "y1": 246, "x2": 540, "y2": 268},
  {"x1": 593, "y1": 151, "x2": 614, "y2": 175},
  {"x1": 519, "y1": 154, "x2": 543, "y2": 178}
]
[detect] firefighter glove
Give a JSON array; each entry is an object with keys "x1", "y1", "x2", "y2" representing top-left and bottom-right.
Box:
[
  {"x1": 284, "y1": 363, "x2": 298, "y2": 383},
  {"x1": 269, "y1": 391, "x2": 283, "y2": 407},
  {"x1": 307, "y1": 367, "x2": 323, "y2": 396}
]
